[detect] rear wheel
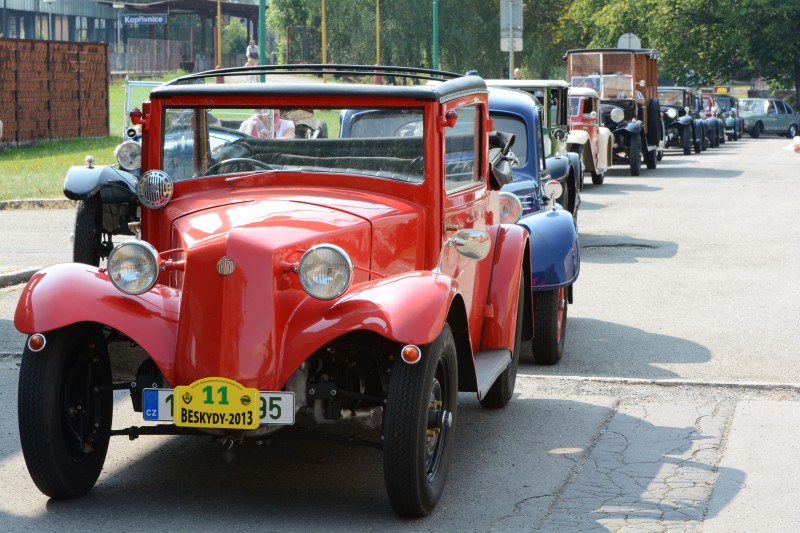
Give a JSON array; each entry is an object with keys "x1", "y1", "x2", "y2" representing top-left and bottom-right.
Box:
[
  {"x1": 18, "y1": 324, "x2": 112, "y2": 499},
  {"x1": 73, "y1": 196, "x2": 103, "y2": 266},
  {"x1": 383, "y1": 324, "x2": 458, "y2": 517},
  {"x1": 645, "y1": 144, "x2": 657, "y2": 169},
  {"x1": 629, "y1": 135, "x2": 642, "y2": 176},
  {"x1": 682, "y1": 128, "x2": 692, "y2": 154},
  {"x1": 481, "y1": 276, "x2": 525, "y2": 408},
  {"x1": 591, "y1": 170, "x2": 604, "y2": 185},
  {"x1": 532, "y1": 287, "x2": 568, "y2": 365},
  {"x1": 750, "y1": 122, "x2": 762, "y2": 139}
]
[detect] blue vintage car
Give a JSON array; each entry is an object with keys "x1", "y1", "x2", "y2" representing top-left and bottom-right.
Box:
[
  {"x1": 341, "y1": 83, "x2": 580, "y2": 366},
  {"x1": 487, "y1": 87, "x2": 580, "y2": 365}
]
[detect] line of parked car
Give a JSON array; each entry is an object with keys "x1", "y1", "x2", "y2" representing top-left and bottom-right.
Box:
[{"x1": 11, "y1": 58, "x2": 799, "y2": 519}]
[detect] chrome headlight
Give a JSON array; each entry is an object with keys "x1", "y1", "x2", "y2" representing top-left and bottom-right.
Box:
[
  {"x1": 666, "y1": 108, "x2": 677, "y2": 119},
  {"x1": 107, "y1": 241, "x2": 160, "y2": 295},
  {"x1": 297, "y1": 244, "x2": 353, "y2": 300},
  {"x1": 609, "y1": 107, "x2": 625, "y2": 123},
  {"x1": 499, "y1": 192, "x2": 523, "y2": 224},
  {"x1": 114, "y1": 141, "x2": 142, "y2": 171}
]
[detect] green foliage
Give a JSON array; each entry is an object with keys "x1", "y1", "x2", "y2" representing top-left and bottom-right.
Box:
[{"x1": 222, "y1": 18, "x2": 248, "y2": 56}]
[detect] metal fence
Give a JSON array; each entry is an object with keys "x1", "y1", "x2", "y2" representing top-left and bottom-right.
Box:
[
  {"x1": 109, "y1": 38, "x2": 182, "y2": 75},
  {"x1": 0, "y1": 38, "x2": 108, "y2": 146}
]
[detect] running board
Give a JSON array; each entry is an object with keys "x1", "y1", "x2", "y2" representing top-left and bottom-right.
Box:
[{"x1": 474, "y1": 349, "x2": 512, "y2": 400}]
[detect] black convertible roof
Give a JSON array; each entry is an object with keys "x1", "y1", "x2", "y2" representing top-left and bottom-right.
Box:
[{"x1": 151, "y1": 64, "x2": 487, "y2": 103}]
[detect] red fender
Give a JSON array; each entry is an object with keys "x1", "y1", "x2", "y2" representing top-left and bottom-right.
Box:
[
  {"x1": 279, "y1": 271, "x2": 458, "y2": 384},
  {"x1": 14, "y1": 264, "x2": 181, "y2": 380},
  {"x1": 480, "y1": 224, "x2": 529, "y2": 351}
]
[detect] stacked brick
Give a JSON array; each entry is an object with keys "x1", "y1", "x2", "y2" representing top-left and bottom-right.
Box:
[{"x1": 0, "y1": 38, "x2": 109, "y2": 145}]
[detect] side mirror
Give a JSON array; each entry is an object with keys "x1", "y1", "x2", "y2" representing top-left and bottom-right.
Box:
[{"x1": 452, "y1": 229, "x2": 491, "y2": 260}]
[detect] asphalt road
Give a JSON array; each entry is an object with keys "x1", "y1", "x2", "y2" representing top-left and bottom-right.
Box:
[{"x1": 1, "y1": 135, "x2": 799, "y2": 531}]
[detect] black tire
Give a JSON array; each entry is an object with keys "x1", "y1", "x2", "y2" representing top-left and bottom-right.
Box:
[
  {"x1": 710, "y1": 126, "x2": 718, "y2": 148},
  {"x1": 788, "y1": 124, "x2": 798, "y2": 138},
  {"x1": 73, "y1": 196, "x2": 103, "y2": 266},
  {"x1": 646, "y1": 100, "x2": 661, "y2": 147},
  {"x1": 18, "y1": 324, "x2": 112, "y2": 499},
  {"x1": 750, "y1": 122, "x2": 762, "y2": 139},
  {"x1": 629, "y1": 134, "x2": 642, "y2": 176},
  {"x1": 718, "y1": 122, "x2": 725, "y2": 144},
  {"x1": 682, "y1": 127, "x2": 692, "y2": 155},
  {"x1": 645, "y1": 144, "x2": 657, "y2": 169},
  {"x1": 480, "y1": 276, "x2": 525, "y2": 408},
  {"x1": 591, "y1": 170, "x2": 604, "y2": 185},
  {"x1": 701, "y1": 125, "x2": 709, "y2": 151},
  {"x1": 383, "y1": 324, "x2": 458, "y2": 517},
  {"x1": 532, "y1": 287, "x2": 568, "y2": 365},
  {"x1": 694, "y1": 126, "x2": 702, "y2": 153}
]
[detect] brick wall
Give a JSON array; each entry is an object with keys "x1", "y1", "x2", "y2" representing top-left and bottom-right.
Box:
[{"x1": 0, "y1": 38, "x2": 109, "y2": 146}]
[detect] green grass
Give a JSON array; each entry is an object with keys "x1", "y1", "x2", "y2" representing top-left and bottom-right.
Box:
[{"x1": 0, "y1": 72, "x2": 183, "y2": 201}]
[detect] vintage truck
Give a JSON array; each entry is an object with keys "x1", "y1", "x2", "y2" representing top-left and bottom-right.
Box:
[{"x1": 565, "y1": 48, "x2": 665, "y2": 176}]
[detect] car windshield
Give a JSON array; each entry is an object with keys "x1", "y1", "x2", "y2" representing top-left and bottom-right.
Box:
[
  {"x1": 739, "y1": 99, "x2": 765, "y2": 114},
  {"x1": 657, "y1": 90, "x2": 684, "y2": 106},
  {"x1": 569, "y1": 52, "x2": 634, "y2": 100},
  {"x1": 161, "y1": 106, "x2": 426, "y2": 183},
  {"x1": 489, "y1": 114, "x2": 528, "y2": 165}
]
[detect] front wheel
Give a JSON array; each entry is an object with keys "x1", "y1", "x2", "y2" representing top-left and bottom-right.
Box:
[
  {"x1": 591, "y1": 170, "x2": 604, "y2": 185},
  {"x1": 788, "y1": 124, "x2": 798, "y2": 138},
  {"x1": 532, "y1": 287, "x2": 568, "y2": 365},
  {"x1": 645, "y1": 144, "x2": 657, "y2": 169},
  {"x1": 383, "y1": 324, "x2": 458, "y2": 517},
  {"x1": 629, "y1": 135, "x2": 642, "y2": 176},
  {"x1": 18, "y1": 324, "x2": 112, "y2": 499}
]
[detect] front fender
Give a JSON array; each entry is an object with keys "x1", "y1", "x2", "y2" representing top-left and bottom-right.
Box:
[
  {"x1": 14, "y1": 263, "x2": 181, "y2": 380},
  {"x1": 544, "y1": 155, "x2": 570, "y2": 182},
  {"x1": 613, "y1": 121, "x2": 642, "y2": 137},
  {"x1": 64, "y1": 165, "x2": 138, "y2": 202},
  {"x1": 567, "y1": 129, "x2": 590, "y2": 147},
  {"x1": 518, "y1": 208, "x2": 580, "y2": 290},
  {"x1": 280, "y1": 272, "x2": 459, "y2": 381},
  {"x1": 677, "y1": 116, "x2": 693, "y2": 126}
]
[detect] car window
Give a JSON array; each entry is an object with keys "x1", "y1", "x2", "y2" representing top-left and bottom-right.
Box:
[
  {"x1": 740, "y1": 99, "x2": 765, "y2": 114},
  {"x1": 489, "y1": 114, "x2": 528, "y2": 165},
  {"x1": 445, "y1": 105, "x2": 480, "y2": 193},
  {"x1": 161, "y1": 106, "x2": 426, "y2": 184},
  {"x1": 568, "y1": 97, "x2": 581, "y2": 117},
  {"x1": 786, "y1": 102, "x2": 795, "y2": 114},
  {"x1": 774, "y1": 101, "x2": 787, "y2": 114},
  {"x1": 657, "y1": 90, "x2": 683, "y2": 106}
]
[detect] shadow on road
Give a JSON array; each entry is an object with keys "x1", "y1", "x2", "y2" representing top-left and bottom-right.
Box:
[{"x1": 521, "y1": 317, "x2": 711, "y2": 380}]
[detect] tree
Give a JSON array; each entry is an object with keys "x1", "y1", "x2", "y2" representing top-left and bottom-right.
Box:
[{"x1": 222, "y1": 18, "x2": 248, "y2": 57}]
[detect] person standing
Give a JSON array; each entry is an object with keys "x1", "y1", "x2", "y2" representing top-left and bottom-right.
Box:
[{"x1": 246, "y1": 40, "x2": 259, "y2": 62}]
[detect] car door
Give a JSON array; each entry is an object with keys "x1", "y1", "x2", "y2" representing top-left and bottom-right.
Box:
[
  {"x1": 773, "y1": 100, "x2": 790, "y2": 134},
  {"x1": 439, "y1": 102, "x2": 493, "y2": 347}
]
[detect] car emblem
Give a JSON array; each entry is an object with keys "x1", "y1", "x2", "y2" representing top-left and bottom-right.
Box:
[
  {"x1": 240, "y1": 395, "x2": 252, "y2": 407},
  {"x1": 216, "y1": 256, "x2": 235, "y2": 276}
]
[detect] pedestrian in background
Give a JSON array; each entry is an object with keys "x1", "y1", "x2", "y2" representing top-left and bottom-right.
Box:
[
  {"x1": 513, "y1": 68, "x2": 521, "y2": 80},
  {"x1": 246, "y1": 39, "x2": 259, "y2": 62}
]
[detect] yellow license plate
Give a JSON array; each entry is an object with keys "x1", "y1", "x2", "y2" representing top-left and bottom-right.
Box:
[{"x1": 174, "y1": 377, "x2": 260, "y2": 430}]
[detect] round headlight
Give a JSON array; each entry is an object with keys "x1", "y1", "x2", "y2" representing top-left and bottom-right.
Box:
[
  {"x1": 610, "y1": 107, "x2": 625, "y2": 123},
  {"x1": 297, "y1": 244, "x2": 353, "y2": 300},
  {"x1": 137, "y1": 169, "x2": 174, "y2": 209},
  {"x1": 114, "y1": 141, "x2": 142, "y2": 170},
  {"x1": 499, "y1": 192, "x2": 523, "y2": 224},
  {"x1": 667, "y1": 108, "x2": 677, "y2": 119},
  {"x1": 107, "y1": 241, "x2": 160, "y2": 295}
]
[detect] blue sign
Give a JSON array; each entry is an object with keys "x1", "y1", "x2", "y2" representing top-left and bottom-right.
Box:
[{"x1": 120, "y1": 14, "x2": 168, "y2": 26}]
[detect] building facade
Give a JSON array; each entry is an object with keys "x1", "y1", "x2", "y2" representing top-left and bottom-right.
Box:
[{"x1": 1, "y1": 0, "x2": 117, "y2": 44}]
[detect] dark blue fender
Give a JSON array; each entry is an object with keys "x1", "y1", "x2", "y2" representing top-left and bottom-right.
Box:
[
  {"x1": 677, "y1": 116, "x2": 693, "y2": 127},
  {"x1": 544, "y1": 154, "x2": 569, "y2": 182},
  {"x1": 64, "y1": 165, "x2": 138, "y2": 203},
  {"x1": 517, "y1": 207, "x2": 580, "y2": 291},
  {"x1": 612, "y1": 120, "x2": 642, "y2": 138},
  {"x1": 694, "y1": 119, "x2": 705, "y2": 139}
]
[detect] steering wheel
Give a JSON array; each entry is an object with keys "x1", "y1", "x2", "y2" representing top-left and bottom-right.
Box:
[{"x1": 202, "y1": 157, "x2": 274, "y2": 176}]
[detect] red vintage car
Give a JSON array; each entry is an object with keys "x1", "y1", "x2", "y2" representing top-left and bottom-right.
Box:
[{"x1": 15, "y1": 65, "x2": 578, "y2": 517}]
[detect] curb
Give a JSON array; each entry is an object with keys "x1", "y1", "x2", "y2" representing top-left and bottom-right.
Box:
[
  {"x1": 0, "y1": 269, "x2": 39, "y2": 289},
  {"x1": 0, "y1": 199, "x2": 75, "y2": 210}
]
